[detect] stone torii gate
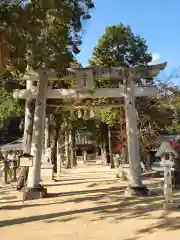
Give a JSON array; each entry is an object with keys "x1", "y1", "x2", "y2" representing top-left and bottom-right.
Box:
[{"x1": 13, "y1": 62, "x2": 167, "y2": 198}]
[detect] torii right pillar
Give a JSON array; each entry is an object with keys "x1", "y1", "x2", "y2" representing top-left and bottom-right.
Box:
[
  {"x1": 124, "y1": 75, "x2": 147, "y2": 196},
  {"x1": 124, "y1": 63, "x2": 167, "y2": 196}
]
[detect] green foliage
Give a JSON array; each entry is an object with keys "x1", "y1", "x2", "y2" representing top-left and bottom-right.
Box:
[
  {"x1": 89, "y1": 23, "x2": 152, "y2": 127},
  {"x1": 0, "y1": 1, "x2": 94, "y2": 139},
  {"x1": 165, "y1": 88, "x2": 180, "y2": 132},
  {"x1": 100, "y1": 108, "x2": 119, "y2": 127},
  {"x1": 0, "y1": 0, "x2": 94, "y2": 74},
  {"x1": 0, "y1": 82, "x2": 23, "y2": 128},
  {"x1": 74, "y1": 118, "x2": 96, "y2": 133},
  {"x1": 167, "y1": 121, "x2": 180, "y2": 132},
  {"x1": 90, "y1": 23, "x2": 152, "y2": 67}
]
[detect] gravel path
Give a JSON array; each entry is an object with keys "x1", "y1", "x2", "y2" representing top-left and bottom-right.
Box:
[{"x1": 0, "y1": 164, "x2": 180, "y2": 240}]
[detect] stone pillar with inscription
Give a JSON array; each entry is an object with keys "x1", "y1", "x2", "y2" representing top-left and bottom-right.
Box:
[{"x1": 161, "y1": 159, "x2": 174, "y2": 209}]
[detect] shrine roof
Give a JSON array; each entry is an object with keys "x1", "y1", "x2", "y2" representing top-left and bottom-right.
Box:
[
  {"x1": 155, "y1": 140, "x2": 179, "y2": 158},
  {"x1": 0, "y1": 138, "x2": 23, "y2": 151}
]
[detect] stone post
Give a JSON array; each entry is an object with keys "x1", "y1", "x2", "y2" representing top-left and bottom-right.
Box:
[
  {"x1": 83, "y1": 149, "x2": 87, "y2": 162},
  {"x1": 161, "y1": 159, "x2": 174, "y2": 208}
]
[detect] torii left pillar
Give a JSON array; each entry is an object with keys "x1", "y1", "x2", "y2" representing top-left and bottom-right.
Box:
[{"x1": 25, "y1": 69, "x2": 48, "y2": 200}]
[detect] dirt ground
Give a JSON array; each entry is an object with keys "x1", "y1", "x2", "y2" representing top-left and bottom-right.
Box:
[{"x1": 1, "y1": 164, "x2": 180, "y2": 240}]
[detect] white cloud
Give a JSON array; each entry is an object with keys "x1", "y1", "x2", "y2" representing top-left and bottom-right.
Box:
[
  {"x1": 149, "y1": 52, "x2": 160, "y2": 65},
  {"x1": 152, "y1": 52, "x2": 160, "y2": 61}
]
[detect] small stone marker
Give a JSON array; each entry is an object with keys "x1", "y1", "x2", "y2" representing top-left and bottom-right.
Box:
[
  {"x1": 161, "y1": 159, "x2": 180, "y2": 209},
  {"x1": 161, "y1": 160, "x2": 174, "y2": 208}
]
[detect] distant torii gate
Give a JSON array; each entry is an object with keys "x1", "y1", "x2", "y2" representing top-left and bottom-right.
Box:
[{"x1": 13, "y1": 62, "x2": 167, "y2": 197}]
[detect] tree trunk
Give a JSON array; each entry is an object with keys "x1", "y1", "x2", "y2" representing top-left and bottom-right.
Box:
[
  {"x1": 51, "y1": 115, "x2": 61, "y2": 172},
  {"x1": 100, "y1": 122, "x2": 108, "y2": 165},
  {"x1": 95, "y1": 131, "x2": 99, "y2": 157},
  {"x1": 56, "y1": 131, "x2": 64, "y2": 179},
  {"x1": 65, "y1": 130, "x2": 71, "y2": 168},
  {"x1": 42, "y1": 115, "x2": 51, "y2": 164},
  {"x1": 27, "y1": 69, "x2": 48, "y2": 189},
  {"x1": 23, "y1": 80, "x2": 35, "y2": 152},
  {"x1": 71, "y1": 124, "x2": 77, "y2": 166},
  {"x1": 95, "y1": 143, "x2": 99, "y2": 157},
  {"x1": 69, "y1": 126, "x2": 74, "y2": 167},
  {"x1": 99, "y1": 125, "x2": 103, "y2": 153},
  {"x1": 146, "y1": 153, "x2": 151, "y2": 169},
  {"x1": 108, "y1": 125, "x2": 115, "y2": 168},
  {"x1": 16, "y1": 80, "x2": 35, "y2": 190},
  {"x1": 51, "y1": 133, "x2": 56, "y2": 164},
  {"x1": 56, "y1": 137, "x2": 61, "y2": 179},
  {"x1": 99, "y1": 139, "x2": 103, "y2": 162},
  {"x1": 44, "y1": 116, "x2": 50, "y2": 151},
  {"x1": 172, "y1": 157, "x2": 180, "y2": 188},
  {"x1": 122, "y1": 143, "x2": 128, "y2": 163}
]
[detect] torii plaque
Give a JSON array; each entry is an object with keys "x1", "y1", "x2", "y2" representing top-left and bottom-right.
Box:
[{"x1": 13, "y1": 62, "x2": 167, "y2": 196}]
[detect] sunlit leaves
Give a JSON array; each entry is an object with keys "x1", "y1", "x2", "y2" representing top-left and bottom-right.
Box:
[
  {"x1": 0, "y1": 82, "x2": 23, "y2": 128},
  {"x1": 166, "y1": 88, "x2": 180, "y2": 132},
  {"x1": 90, "y1": 23, "x2": 152, "y2": 67},
  {"x1": 89, "y1": 23, "x2": 152, "y2": 128},
  {"x1": 0, "y1": 0, "x2": 94, "y2": 74}
]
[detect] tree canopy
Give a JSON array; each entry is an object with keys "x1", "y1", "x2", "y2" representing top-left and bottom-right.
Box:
[
  {"x1": 90, "y1": 24, "x2": 152, "y2": 67},
  {"x1": 0, "y1": 0, "x2": 94, "y2": 143},
  {"x1": 89, "y1": 23, "x2": 152, "y2": 130},
  {"x1": 0, "y1": 81, "x2": 23, "y2": 128},
  {"x1": 0, "y1": 0, "x2": 94, "y2": 75},
  {"x1": 165, "y1": 87, "x2": 180, "y2": 132},
  {"x1": 89, "y1": 23, "x2": 173, "y2": 149}
]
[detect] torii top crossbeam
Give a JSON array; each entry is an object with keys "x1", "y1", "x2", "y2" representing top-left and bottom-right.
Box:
[
  {"x1": 13, "y1": 62, "x2": 167, "y2": 100},
  {"x1": 20, "y1": 62, "x2": 167, "y2": 81}
]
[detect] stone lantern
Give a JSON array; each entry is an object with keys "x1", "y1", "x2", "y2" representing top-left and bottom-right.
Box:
[
  {"x1": 156, "y1": 141, "x2": 177, "y2": 209},
  {"x1": 155, "y1": 141, "x2": 178, "y2": 163}
]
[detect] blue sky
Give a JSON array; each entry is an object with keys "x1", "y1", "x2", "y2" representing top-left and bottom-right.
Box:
[{"x1": 76, "y1": 0, "x2": 180, "y2": 84}]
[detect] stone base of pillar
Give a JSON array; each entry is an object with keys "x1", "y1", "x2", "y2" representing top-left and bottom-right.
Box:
[
  {"x1": 125, "y1": 185, "x2": 149, "y2": 197},
  {"x1": 163, "y1": 201, "x2": 180, "y2": 210},
  {"x1": 41, "y1": 163, "x2": 54, "y2": 181},
  {"x1": 103, "y1": 162, "x2": 109, "y2": 166},
  {"x1": 119, "y1": 169, "x2": 128, "y2": 181},
  {"x1": 24, "y1": 185, "x2": 47, "y2": 200}
]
